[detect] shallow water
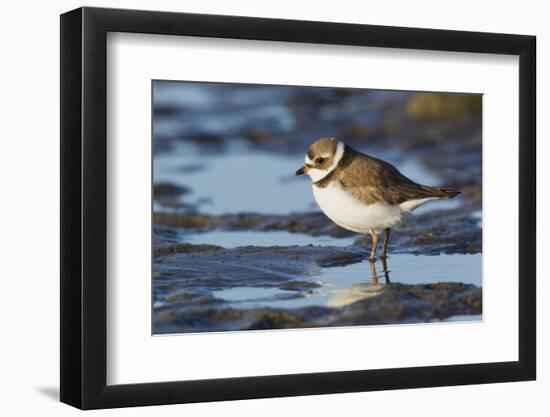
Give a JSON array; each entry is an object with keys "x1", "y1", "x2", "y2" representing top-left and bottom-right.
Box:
[
  {"x1": 445, "y1": 314, "x2": 482, "y2": 322},
  {"x1": 177, "y1": 225, "x2": 481, "y2": 312},
  {"x1": 471, "y1": 210, "x2": 483, "y2": 228},
  {"x1": 210, "y1": 252, "x2": 481, "y2": 310},
  {"x1": 183, "y1": 229, "x2": 356, "y2": 247},
  {"x1": 154, "y1": 142, "x2": 314, "y2": 214}
]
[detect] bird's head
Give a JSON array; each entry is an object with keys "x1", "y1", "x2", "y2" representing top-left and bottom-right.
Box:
[{"x1": 295, "y1": 137, "x2": 345, "y2": 182}]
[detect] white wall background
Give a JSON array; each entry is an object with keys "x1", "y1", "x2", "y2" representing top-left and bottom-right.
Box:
[{"x1": 0, "y1": 0, "x2": 545, "y2": 415}]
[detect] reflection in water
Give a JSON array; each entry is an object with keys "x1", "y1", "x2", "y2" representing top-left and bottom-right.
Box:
[
  {"x1": 371, "y1": 259, "x2": 391, "y2": 285},
  {"x1": 328, "y1": 259, "x2": 391, "y2": 307},
  {"x1": 166, "y1": 251, "x2": 482, "y2": 322},
  {"x1": 210, "y1": 257, "x2": 398, "y2": 309},
  {"x1": 328, "y1": 283, "x2": 383, "y2": 307},
  {"x1": 209, "y1": 254, "x2": 477, "y2": 311},
  {"x1": 320, "y1": 253, "x2": 481, "y2": 287}
]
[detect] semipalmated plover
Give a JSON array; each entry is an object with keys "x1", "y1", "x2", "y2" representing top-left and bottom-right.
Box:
[{"x1": 296, "y1": 137, "x2": 460, "y2": 261}]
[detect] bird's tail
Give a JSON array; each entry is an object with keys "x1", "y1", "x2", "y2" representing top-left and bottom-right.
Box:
[
  {"x1": 436, "y1": 188, "x2": 461, "y2": 199},
  {"x1": 416, "y1": 184, "x2": 460, "y2": 199}
]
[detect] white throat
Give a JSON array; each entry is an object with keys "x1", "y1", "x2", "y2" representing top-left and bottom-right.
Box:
[{"x1": 306, "y1": 141, "x2": 345, "y2": 183}]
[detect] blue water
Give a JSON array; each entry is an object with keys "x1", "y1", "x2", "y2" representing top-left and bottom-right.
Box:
[
  {"x1": 209, "y1": 251, "x2": 481, "y2": 310},
  {"x1": 183, "y1": 229, "x2": 356, "y2": 247}
]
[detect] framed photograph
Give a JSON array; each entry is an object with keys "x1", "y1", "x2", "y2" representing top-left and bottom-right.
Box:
[{"x1": 60, "y1": 6, "x2": 536, "y2": 409}]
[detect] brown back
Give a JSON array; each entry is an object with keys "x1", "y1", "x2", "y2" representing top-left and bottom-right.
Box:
[{"x1": 315, "y1": 145, "x2": 460, "y2": 205}]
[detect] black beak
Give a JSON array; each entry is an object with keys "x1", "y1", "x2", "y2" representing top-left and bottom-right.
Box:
[{"x1": 295, "y1": 166, "x2": 307, "y2": 176}]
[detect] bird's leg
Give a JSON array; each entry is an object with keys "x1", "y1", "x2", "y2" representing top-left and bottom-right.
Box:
[
  {"x1": 369, "y1": 229, "x2": 379, "y2": 262},
  {"x1": 370, "y1": 261, "x2": 379, "y2": 285},
  {"x1": 380, "y1": 228, "x2": 391, "y2": 260},
  {"x1": 381, "y1": 258, "x2": 391, "y2": 284}
]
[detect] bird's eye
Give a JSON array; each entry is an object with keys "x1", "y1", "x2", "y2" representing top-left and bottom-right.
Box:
[{"x1": 315, "y1": 157, "x2": 325, "y2": 164}]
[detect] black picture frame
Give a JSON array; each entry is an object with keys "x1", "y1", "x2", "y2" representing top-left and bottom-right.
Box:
[{"x1": 60, "y1": 6, "x2": 536, "y2": 410}]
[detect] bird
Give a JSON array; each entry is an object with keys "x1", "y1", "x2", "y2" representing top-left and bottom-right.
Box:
[{"x1": 295, "y1": 137, "x2": 460, "y2": 261}]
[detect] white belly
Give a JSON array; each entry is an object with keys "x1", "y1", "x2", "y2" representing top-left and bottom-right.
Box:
[{"x1": 312, "y1": 183, "x2": 404, "y2": 233}]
